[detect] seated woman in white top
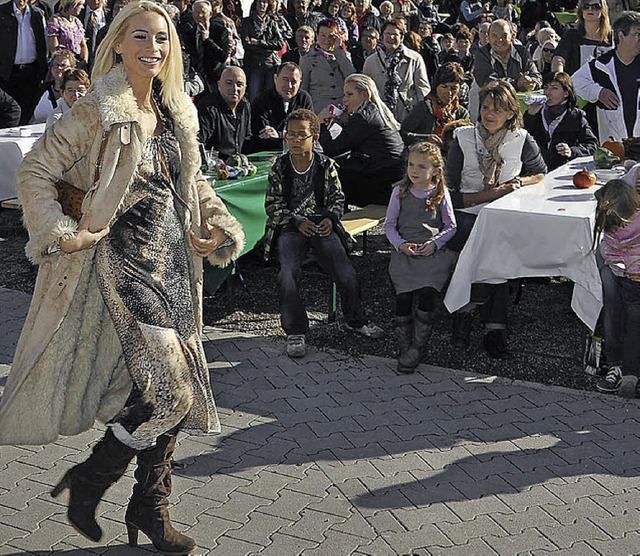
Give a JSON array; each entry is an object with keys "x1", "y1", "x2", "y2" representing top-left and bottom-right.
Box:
[
  {"x1": 46, "y1": 69, "x2": 90, "y2": 129},
  {"x1": 445, "y1": 80, "x2": 546, "y2": 359}
]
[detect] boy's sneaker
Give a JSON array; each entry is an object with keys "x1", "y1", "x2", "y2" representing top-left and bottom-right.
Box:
[
  {"x1": 346, "y1": 323, "x2": 385, "y2": 339},
  {"x1": 619, "y1": 375, "x2": 639, "y2": 399},
  {"x1": 286, "y1": 335, "x2": 306, "y2": 358},
  {"x1": 596, "y1": 365, "x2": 622, "y2": 393}
]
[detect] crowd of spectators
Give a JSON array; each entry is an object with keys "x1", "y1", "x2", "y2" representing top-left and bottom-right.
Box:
[{"x1": 1, "y1": 0, "x2": 640, "y2": 364}]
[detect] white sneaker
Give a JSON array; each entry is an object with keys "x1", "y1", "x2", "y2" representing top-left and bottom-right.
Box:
[
  {"x1": 347, "y1": 323, "x2": 385, "y2": 339},
  {"x1": 286, "y1": 335, "x2": 306, "y2": 358}
]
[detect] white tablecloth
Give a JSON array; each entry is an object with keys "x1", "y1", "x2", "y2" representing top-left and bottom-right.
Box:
[
  {"x1": 444, "y1": 157, "x2": 611, "y2": 331},
  {"x1": 0, "y1": 124, "x2": 45, "y2": 202}
]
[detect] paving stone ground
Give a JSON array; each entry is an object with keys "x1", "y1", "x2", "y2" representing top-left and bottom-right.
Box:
[{"x1": 2, "y1": 286, "x2": 640, "y2": 555}]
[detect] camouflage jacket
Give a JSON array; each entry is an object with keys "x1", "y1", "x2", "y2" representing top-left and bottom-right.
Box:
[{"x1": 263, "y1": 151, "x2": 353, "y2": 260}]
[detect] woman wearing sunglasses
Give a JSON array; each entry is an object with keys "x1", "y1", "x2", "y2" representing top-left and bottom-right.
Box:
[{"x1": 552, "y1": 0, "x2": 613, "y2": 76}]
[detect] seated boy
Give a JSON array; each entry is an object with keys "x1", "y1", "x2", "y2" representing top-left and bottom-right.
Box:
[{"x1": 263, "y1": 109, "x2": 384, "y2": 358}]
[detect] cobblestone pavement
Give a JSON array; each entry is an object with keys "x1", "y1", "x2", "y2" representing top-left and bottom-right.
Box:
[{"x1": 2, "y1": 286, "x2": 640, "y2": 555}]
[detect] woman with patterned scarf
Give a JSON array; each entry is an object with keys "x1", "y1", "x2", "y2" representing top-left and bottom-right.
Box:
[
  {"x1": 362, "y1": 19, "x2": 430, "y2": 123},
  {"x1": 444, "y1": 81, "x2": 547, "y2": 359},
  {"x1": 401, "y1": 62, "x2": 470, "y2": 146}
]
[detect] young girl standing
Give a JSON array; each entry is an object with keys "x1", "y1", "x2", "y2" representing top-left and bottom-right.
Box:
[
  {"x1": 594, "y1": 179, "x2": 640, "y2": 398},
  {"x1": 385, "y1": 142, "x2": 457, "y2": 374}
]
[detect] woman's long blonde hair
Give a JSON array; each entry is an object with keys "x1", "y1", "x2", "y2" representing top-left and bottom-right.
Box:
[
  {"x1": 399, "y1": 141, "x2": 447, "y2": 204},
  {"x1": 92, "y1": 1, "x2": 185, "y2": 113},
  {"x1": 344, "y1": 73, "x2": 401, "y2": 132},
  {"x1": 577, "y1": 0, "x2": 612, "y2": 44}
]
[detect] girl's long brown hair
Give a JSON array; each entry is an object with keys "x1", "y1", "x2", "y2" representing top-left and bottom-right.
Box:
[
  {"x1": 593, "y1": 179, "x2": 640, "y2": 249},
  {"x1": 399, "y1": 141, "x2": 447, "y2": 205}
]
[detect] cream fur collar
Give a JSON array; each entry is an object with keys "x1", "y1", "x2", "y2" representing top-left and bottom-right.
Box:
[
  {"x1": 90, "y1": 64, "x2": 199, "y2": 140},
  {"x1": 89, "y1": 64, "x2": 201, "y2": 186}
]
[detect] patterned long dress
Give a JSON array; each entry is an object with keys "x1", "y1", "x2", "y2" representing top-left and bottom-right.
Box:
[{"x1": 95, "y1": 115, "x2": 219, "y2": 449}]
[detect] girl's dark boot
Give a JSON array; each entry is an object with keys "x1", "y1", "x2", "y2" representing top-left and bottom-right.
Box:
[
  {"x1": 125, "y1": 432, "x2": 196, "y2": 555},
  {"x1": 398, "y1": 309, "x2": 434, "y2": 373},
  {"x1": 51, "y1": 428, "x2": 138, "y2": 542},
  {"x1": 395, "y1": 315, "x2": 413, "y2": 373}
]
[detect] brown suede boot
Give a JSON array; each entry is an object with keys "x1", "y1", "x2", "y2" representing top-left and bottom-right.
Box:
[
  {"x1": 125, "y1": 432, "x2": 196, "y2": 555},
  {"x1": 51, "y1": 428, "x2": 138, "y2": 542}
]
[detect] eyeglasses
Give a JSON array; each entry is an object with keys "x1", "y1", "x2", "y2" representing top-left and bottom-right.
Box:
[
  {"x1": 64, "y1": 87, "x2": 87, "y2": 96},
  {"x1": 53, "y1": 63, "x2": 72, "y2": 69},
  {"x1": 582, "y1": 3, "x2": 602, "y2": 10},
  {"x1": 284, "y1": 132, "x2": 313, "y2": 141},
  {"x1": 542, "y1": 47, "x2": 556, "y2": 53}
]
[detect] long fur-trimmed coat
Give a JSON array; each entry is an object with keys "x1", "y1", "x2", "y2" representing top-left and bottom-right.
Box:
[{"x1": 0, "y1": 64, "x2": 245, "y2": 446}]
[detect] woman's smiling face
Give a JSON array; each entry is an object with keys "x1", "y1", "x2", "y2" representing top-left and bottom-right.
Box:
[
  {"x1": 116, "y1": 11, "x2": 170, "y2": 85},
  {"x1": 480, "y1": 98, "x2": 513, "y2": 133}
]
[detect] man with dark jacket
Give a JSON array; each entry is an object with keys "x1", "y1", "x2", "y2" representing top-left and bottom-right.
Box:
[
  {"x1": 0, "y1": 0, "x2": 47, "y2": 124},
  {"x1": 285, "y1": 0, "x2": 322, "y2": 47},
  {"x1": 184, "y1": 0, "x2": 231, "y2": 93},
  {"x1": 0, "y1": 89, "x2": 21, "y2": 129},
  {"x1": 250, "y1": 62, "x2": 314, "y2": 152},
  {"x1": 474, "y1": 19, "x2": 542, "y2": 92},
  {"x1": 350, "y1": 26, "x2": 381, "y2": 72},
  {"x1": 197, "y1": 66, "x2": 252, "y2": 160}
]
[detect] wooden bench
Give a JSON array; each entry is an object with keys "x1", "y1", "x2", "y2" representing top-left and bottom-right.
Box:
[
  {"x1": 1, "y1": 198, "x2": 22, "y2": 210},
  {"x1": 340, "y1": 204, "x2": 387, "y2": 255},
  {"x1": 324, "y1": 204, "x2": 387, "y2": 322}
]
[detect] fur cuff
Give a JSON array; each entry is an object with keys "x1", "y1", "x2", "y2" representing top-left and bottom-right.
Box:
[
  {"x1": 24, "y1": 215, "x2": 78, "y2": 265},
  {"x1": 205, "y1": 212, "x2": 246, "y2": 268}
]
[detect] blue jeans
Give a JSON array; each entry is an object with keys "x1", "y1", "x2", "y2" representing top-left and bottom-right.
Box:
[
  {"x1": 597, "y1": 249, "x2": 625, "y2": 366},
  {"x1": 615, "y1": 275, "x2": 640, "y2": 377},
  {"x1": 277, "y1": 230, "x2": 366, "y2": 335}
]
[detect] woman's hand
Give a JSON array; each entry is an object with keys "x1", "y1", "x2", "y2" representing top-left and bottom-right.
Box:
[
  {"x1": 59, "y1": 227, "x2": 110, "y2": 253},
  {"x1": 189, "y1": 222, "x2": 229, "y2": 257},
  {"x1": 526, "y1": 103, "x2": 544, "y2": 116},
  {"x1": 317, "y1": 106, "x2": 333, "y2": 124}
]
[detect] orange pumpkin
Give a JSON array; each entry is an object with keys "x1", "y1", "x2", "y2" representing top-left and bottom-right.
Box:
[{"x1": 602, "y1": 139, "x2": 625, "y2": 160}]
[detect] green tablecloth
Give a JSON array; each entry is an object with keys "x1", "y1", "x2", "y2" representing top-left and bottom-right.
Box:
[
  {"x1": 203, "y1": 151, "x2": 278, "y2": 294},
  {"x1": 554, "y1": 11, "x2": 577, "y2": 25}
]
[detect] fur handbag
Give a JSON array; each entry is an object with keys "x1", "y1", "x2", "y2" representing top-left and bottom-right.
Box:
[{"x1": 54, "y1": 131, "x2": 110, "y2": 221}]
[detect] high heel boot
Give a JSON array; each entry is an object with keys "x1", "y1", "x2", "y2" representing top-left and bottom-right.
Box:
[
  {"x1": 51, "y1": 428, "x2": 138, "y2": 542},
  {"x1": 125, "y1": 432, "x2": 196, "y2": 555}
]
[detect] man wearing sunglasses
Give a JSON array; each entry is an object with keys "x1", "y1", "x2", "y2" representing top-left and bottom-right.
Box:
[{"x1": 573, "y1": 10, "x2": 640, "y2": 142}]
